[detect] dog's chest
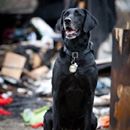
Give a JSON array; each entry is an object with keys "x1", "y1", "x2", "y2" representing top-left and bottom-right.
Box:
[
  {"x1": 56, "y1": 52, "x2": 96, "y2": 115},
  {"x1": 65, "y1": 76, "x2": 84, "y2": 96},
  {"x1": 57, "y1": 51, "x2": 95, "y2": 97},
  {"x1": 60, "y1": 74, "x2": 85, "y2": 107}
]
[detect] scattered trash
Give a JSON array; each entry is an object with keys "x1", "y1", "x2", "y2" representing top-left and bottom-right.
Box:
[
  {"x1": 0, "y1": 108, "x2": 12, "y2": 116},
  {"x1": 96, "y1": 77, "x2": 111, "y2": 96},
  {"x1": 0, "y1": 95, "x2": 13, "y2": 106},
  {"x1": 94, "y1": 94, "x2": 110, "y2": 106},
  {"x1": 21, "y1": 106, "x2": 49, "y2": 127},
  {"x1": 35, "y1": 79, "x2": 52, "y2": 95},
  {"x1": 0, "y1": 17, "x2": 112, "y2": 129},
  {"x1": 93, "y1": 107, "x2": 110, "y2": 118},
  {"x1": 97, "y1": 115, "x2": 110, "y2": 129},
  {"x1": 0, "y1": 44, "x2": 112, "y2": 129},
  {"x1": 25, "y1": 66, "x2": 49, "y2": 80},
  {"x1": 30, "y1": 17, "x2": 61, "y2": 41},
  {"x1": 31, "y1": 122, "x2": 44, "y2": 128}
]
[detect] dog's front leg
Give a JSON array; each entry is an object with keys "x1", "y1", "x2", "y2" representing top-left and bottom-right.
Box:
[
  {"x1": 83, "y1": 116, "x2": 91, "y2": 130},
  {"x1": 91, "y1": 113, "x2": 97, "y2": 130},
  {"x1": 53, "y1": 113, "x2": 60, "y2": 130},
  {"x1": 83, "y1": 113, "x2": 97, "y2": 130},
  {"x1": 53, "y1": 93, "x2": 61, "y2": 130},
  {"x1": 44, "y1": 108, "x2": 53, "y2": 130}
]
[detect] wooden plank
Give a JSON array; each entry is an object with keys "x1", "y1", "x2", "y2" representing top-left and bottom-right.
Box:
[
  {"x1": 24, "y1": 66, "x2": 49, "y2": 80},
  {"x1": 110, "y1": 28, "x2": 130, "y2": 130}
]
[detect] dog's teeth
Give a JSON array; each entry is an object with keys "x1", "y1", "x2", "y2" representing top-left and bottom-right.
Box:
[{"x1": 66, "y1": 30, "x2": 76, "y2": 35}]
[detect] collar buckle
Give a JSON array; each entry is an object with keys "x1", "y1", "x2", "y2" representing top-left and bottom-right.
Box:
[{"x1": 72, "y1": 52, "x2": 79, "y2": 59}]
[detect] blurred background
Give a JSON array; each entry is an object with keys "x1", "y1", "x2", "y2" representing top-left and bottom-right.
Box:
[{"x1": 0, "y1": 0, "x2": 129, "y2": 130}]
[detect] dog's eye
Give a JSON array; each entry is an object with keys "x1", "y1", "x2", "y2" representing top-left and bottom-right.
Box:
[
  {"x1": 74, "y1": 10, "x2": 81, "y2": 16},
  {"x1": 64, "y1": 12, "x2": 70, "y2": 17}
]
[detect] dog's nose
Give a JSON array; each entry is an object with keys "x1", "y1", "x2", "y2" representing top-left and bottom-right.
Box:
[{"x1": 64, "y1": 18, "x2": 71, "y2": 24}]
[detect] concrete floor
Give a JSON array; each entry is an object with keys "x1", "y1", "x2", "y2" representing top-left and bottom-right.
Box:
[
  {"x1": 0, "y1": 118, "x2": 108, "y2": 130},
  {"x1": 0, "y1": 118, "x2": 42, "y2": 130}
]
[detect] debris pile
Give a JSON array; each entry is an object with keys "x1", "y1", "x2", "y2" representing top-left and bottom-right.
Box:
[
  {"x1": 0, "y1": 45, "x2": 112, "y2": 129},
  {"x1": 0, "y1": 16, "x2": 62, "y2": 129},
  {"x1": 0, "y1": 43, "x2": 56, "y2": 128}
]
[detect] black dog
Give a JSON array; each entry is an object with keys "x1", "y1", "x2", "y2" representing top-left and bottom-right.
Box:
[{"x1": 44, "y1": 8, "x2": 98, "y2": 130}]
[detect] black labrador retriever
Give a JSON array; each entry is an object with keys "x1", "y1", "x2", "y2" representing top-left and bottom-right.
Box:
[{"x1": 44, "y1": 8, "x2": 98, "y2": 130}]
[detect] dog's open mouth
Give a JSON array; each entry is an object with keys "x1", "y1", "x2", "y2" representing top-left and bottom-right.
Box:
[{"x1": 65, "y1": 27, "x2": 79, "y2": 39}]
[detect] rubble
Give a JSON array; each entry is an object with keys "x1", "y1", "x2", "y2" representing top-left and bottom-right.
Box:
[
  {"x1": 0, "y1": 16, "x2": 112, "y2": 129},
  {"x1": 0, "y1": 43, "x2": 111, "y2": 130},
  {"x1": 0, "y1": 43, "x2": 55, "y2": 123}
]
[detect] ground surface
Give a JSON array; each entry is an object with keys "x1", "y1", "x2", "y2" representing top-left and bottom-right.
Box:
[
  {"x1": 0, "y1": 118, "x2": 107, "y2": 130},
  {"x1": 0, "y1": 118, "x2": 42, "y2": 130}
]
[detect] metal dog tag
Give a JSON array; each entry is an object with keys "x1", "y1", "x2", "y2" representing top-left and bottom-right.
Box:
[{"x1": 69, "y1": 63, "x2": 78, "y2": 73}]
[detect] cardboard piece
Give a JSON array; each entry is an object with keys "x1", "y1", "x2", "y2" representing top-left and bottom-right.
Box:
[{"x1": 1, "y1": 52, "x2": 26, "y2": 80}]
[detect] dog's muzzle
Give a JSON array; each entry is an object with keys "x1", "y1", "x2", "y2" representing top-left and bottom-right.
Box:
[{"x1": 63, "y1": 18, "x2": 80, "y2": 39}]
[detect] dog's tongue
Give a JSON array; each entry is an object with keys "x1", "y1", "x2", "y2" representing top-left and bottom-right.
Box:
[
  {"x1": 65, "y1": 30, "x2": 77, "y2": 36},
  {"x1": 65, "y1": 28, "x2": 78, "y2": 39}
]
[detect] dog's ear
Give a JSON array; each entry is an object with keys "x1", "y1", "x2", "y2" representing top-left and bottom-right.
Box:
[
  {"x1": 55, "y1": 10, "x2": 66, "y2": 32},
  {"x1": 83, "y1": 9, "x2": 98, "y2": 33},
  {"x1": 55, "y1": 18, "x2": 62, "y2": 32}
]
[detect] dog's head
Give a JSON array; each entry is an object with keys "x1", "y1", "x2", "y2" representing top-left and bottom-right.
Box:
[{"x1": 56, "y1": 8, "x2": 98, "y2": 40}]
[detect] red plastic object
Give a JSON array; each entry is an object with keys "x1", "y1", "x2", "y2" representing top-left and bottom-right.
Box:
[
  {"x1": 98, "y1": 115, "x2": 110, "y2": 128},
  {"x1": 31, "y1": 122, "x2": 44, "y2": 128},
  {"x1": 0, "y1": 97, "x2": 13, "y2": 106},
  {"x1": 0, "y1": 108, "x2": 12, "y2": 116}
]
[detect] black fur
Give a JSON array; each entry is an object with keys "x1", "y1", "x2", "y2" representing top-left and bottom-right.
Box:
[{"x1": 44, "y1": 8, "x2": 98, "y2": 130}]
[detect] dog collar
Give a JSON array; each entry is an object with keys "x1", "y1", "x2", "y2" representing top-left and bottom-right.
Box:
[
  {"x1": 64, "y1": 41, "x2": 94, "y2": 73},
  {"x1": 64, "y1": 41, "x2": 94, "y2": 56}
]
